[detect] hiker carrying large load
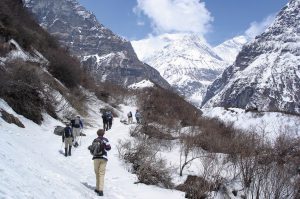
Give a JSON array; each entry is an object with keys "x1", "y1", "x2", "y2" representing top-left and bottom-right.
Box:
[
  {"x1": 88, "y1": 129, "x2": 111, "y2": 196},
  {"x1": 62, "y1": 123, "x2": 73, "y2": 157},
  {"x1": 71, "y1": 115, "x2": 83, "y2": 147}
]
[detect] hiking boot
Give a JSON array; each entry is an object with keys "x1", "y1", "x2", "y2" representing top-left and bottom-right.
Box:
[
  {"x1": 97, "y1": 191, "x2": 103, "y2": 196},
  {"x1": 64, "y1": 148, "x2": 67, "y2": 157},
  {"x1": 74, "y1": 142, "x2": 79, "y2": 148},
  {"x1": 94, "y1": 189, "x2": 99, "y2": 194},
  {"x1": 68, "y1": 146, "x2": 72, "y2": 156}
]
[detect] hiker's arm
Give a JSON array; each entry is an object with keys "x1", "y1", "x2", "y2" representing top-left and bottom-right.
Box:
[
  {"x1": 80, "y1": 120, "x2": 83, "y2": 128},
  {"x1": 105, "y1": 140, "x2": 111, "y2": 151}
]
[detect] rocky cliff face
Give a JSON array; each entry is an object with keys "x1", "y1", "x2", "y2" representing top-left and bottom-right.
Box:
[
  {"x1": 25, "y1": 0, "x2": 170, "y2": 88},
  {"x1": 202, "y1": 0, "x2": 300, "y2": 114}
]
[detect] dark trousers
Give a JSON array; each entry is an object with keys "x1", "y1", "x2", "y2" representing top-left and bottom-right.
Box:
[
  {"x1": 103, "y1": 120, "x2": 108, "y2": 131},
  {"x1": 108, "y1": 119, "x2": 112, "y2": 129}
]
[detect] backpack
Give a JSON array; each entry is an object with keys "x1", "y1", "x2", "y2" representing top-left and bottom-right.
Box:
[
  {"x1": 73, "y1": 118, "x2": 81, "y2": 128},
  {"x1": 107, "y1": 112, "x2": 112, "y2": 120},
  {"x1": 88, "y1": 138, "x2": 105, "y2": 156},
  {"x1": 64, "y1": 127, "x2": 72, "y2": 138},
  {"x1": 54, "y1": 126, "x2": 65, "y2": 136}
]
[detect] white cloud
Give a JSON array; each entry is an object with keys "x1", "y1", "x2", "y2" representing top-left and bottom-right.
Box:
[
  {"x1": 134, "y1": 0, "x2": 213, "y2": 36},
  {"x1": 137, "y1": 21, "x2": 145, "y2": 26},
  {"x1": 245, "y1": 14, "x2": 276, "y2": 38}
]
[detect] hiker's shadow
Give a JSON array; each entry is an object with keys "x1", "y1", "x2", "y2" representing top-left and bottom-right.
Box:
[
  {"x1": 81, "y1": 182, "x2": 96, "y2": 191},
  {"x1": 58, "y1": 150, "x2": 65, "y2": 156}
]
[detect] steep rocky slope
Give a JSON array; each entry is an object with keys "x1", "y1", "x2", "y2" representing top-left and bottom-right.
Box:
[
  {"x1": 202, "y1": 0, "x2": 300, "y2": 114},
  {"x1": 25, "y1": 0, "x2": 170, "y2": 88}
]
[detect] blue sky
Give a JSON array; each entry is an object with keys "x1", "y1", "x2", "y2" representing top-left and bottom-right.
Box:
[{"x1": 78, "y1": 0, "x2": 287, "y2": 45}]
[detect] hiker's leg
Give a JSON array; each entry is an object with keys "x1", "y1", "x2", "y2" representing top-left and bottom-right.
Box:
[
  {"x1": 94, "y1": 159, "x2": 101, "y2": 191},
  {"x1": 98, "y1": 159, "x2": 107, "y2": 191},
  {"x1": 73, "y1": 128, "x2": 80, "y2": 142},
  {"x1": 68, "y1": 146, "x2": 72, "y2": 156}
]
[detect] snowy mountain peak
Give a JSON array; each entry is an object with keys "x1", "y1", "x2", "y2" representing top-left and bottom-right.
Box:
[
  {"x1": 132, "y1": 33, "x2": 234, "y2": 106},
  {"x1": 214, "y1": 35, "x2": 249, "y2": 64}
]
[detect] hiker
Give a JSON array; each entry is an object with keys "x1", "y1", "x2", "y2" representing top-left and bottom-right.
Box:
[
  {"x1": 62, "y1": 123, "x2": 73, "y2": 157},
  {"x1": 71, "y1": 115, "x2": 83, "y2": 147},
  {"x1": 102, "y1": 112, "x2": 108, "y2": 131},
  {"x1": 88, "y1": 129, "x2": 111, "y2": 196},
  {"x1": 135, "y1": 109, "x2": 141, "y2": 124},
  {"x1": 107, "y1": 111, "x2": 113, "y2": 130},
  {"x1": 127, "y1": 111, "x2": 133, "y2": 124}
]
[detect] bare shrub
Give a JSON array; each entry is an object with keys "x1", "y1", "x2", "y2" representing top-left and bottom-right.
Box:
[
  {"x1": 176, "y1": 175, "x2": 212, "y2": 199},
  {"x1": 136, "y1": 87, "x2": 202, "y2": 128},
  {"x1": 231, "y1": 129, "x2": 299, "y2": 198},
  {"x1": 117, "y1": 136, "x2": 174, "y2": 189},
  {"x1": 46, "y1": 48, "x2": 83, "y2": 88},
  {"x1": 0, "y1": 61, "x2": 45, "y2": 124}
]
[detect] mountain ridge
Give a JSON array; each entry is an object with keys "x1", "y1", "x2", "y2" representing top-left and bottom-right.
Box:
[
  {"x1": 25, "y1": 0, "x2": 170, "y2": 89},
  {"x1": 132, "y1": 33, "x2": 247, "y2": 105}
]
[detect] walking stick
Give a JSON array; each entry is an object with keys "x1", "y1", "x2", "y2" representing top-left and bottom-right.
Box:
[{"x1": 79, "y1": 129, "x2": 83, "y2": 146}]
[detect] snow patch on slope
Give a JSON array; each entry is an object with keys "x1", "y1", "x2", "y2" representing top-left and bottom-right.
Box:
[{"x1": 128, "y1": 80, "x2": 154, "y2": 89}]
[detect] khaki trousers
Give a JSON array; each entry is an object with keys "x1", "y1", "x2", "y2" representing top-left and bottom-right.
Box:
[
  {"x1": 94, "y1": 159, "x2": 107, "y2": 191},
  {"x1": 64, "y1": 137, "x2": 73, "y2": 148},
  {"x1": 73, "y1": 128, "x2": 81, "y2": 142}
]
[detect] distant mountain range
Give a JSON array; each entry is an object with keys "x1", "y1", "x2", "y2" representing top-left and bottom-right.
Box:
[
  {"x1": 202, "y1": 0, "x2": 300, "y2": 114},
  {"x1": 132, "y1": 33, "x2": 248, "y2": 105},
  {"x1": 25, "y1": 0, "x2": 170, "y2": 89}
]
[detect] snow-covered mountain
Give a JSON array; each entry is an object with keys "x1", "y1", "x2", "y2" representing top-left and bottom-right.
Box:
[
  {"x1": 202, "y1": 0, "x2": 300, "y2": 114},
  {"x1": 214, "y1": 35, "x2": 249, "y2": 64},
  {"x1": 132, "y1": 33, "x2": 243, "y2": 105},
  {"x1": 25, "y1": 0, "x2": 170, "y2": 89}
]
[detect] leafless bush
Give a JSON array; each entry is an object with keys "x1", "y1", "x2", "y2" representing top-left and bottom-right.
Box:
[
  {"x1": 0, "y1": 61, "x2": 49, "y2": 124},
  {"x1": 176, "y1": 175, "x2": 214, "y2": 199},
  {"x1": 136, "y1": 87, "x2": 202, "y2": 128},
  {"x1": 231, "y1": 129, "x2": 299, "y2": 198},
  {"x1": 117, "y1": 136, "x2": 174, "y2": 188}
]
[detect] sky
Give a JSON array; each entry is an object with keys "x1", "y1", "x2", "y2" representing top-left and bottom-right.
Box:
[{"x1": 77, "y1": 0, "x2": 288, "y2": 45}]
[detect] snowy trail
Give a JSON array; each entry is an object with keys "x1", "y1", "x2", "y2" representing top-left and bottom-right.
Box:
[{"x1": 0, "y1": 100, "x2": 184, "y2": 199}]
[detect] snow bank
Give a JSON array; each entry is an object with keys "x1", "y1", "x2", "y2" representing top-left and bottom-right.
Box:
[{"x1": 202, "y1": 107, "x2": 300, "y2": 141}]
